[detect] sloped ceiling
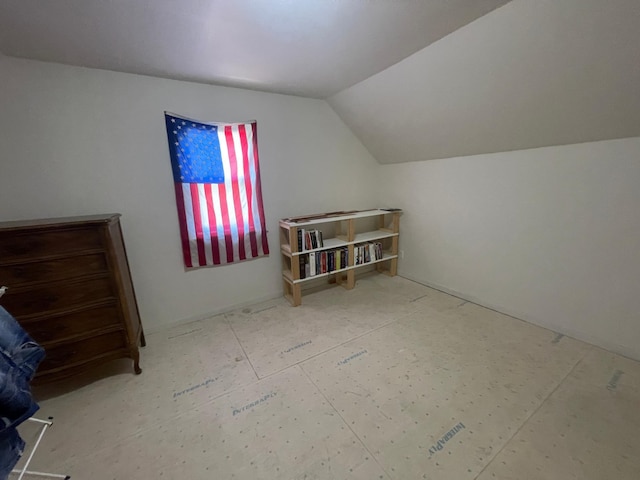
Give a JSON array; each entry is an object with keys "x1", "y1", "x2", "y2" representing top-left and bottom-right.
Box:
[
  {"x1": 1, "y1": 0, "x2": 638, "y2": 164},
  {"x1": 329, "y1": 0, "x2": 640, "y2": 163},
  {"x1": 0, "y1": 0, "x2": 510, "y2": 99}
]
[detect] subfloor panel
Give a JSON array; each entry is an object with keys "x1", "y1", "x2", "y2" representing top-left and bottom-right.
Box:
[
  {"x1": 300, "y1": 303, "x2": 591, "y2": 479},
  {"x1": 476, "y1": 347, "x2": 640, "y2": 480},
  {"x1": 41, "y1": 367, "x2": 389, "y2": 479},
  {"x1": 26, "y1": 316, "x2": 257, "y2": 468},
  {"x1": 227, "y1": 275, "x2": 434, "y2": 378},
  {"x1": 18, "y1": 275, "x2": 640, "y2": 479}
]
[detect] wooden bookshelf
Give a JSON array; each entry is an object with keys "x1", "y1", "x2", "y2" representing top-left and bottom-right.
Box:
[{"x1": 279, "y1": 209, "x2": 401, "y2": 306}]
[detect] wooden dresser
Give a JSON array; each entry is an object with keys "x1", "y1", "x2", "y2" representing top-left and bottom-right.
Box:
[{"x1": 0, "y1": 214, "x2": 145, "y2": 383}]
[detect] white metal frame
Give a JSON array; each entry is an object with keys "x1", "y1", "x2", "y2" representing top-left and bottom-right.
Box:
[{"x1": 11, "y1": 417, "x2": 69, "y2": 480}]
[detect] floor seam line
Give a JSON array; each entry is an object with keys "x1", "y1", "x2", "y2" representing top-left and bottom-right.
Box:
[
  {"x1": 298, "y1": 364, "x2": 393, "y2": 479},
  {"x1": 473, "y1": 347, "x2": 591, "y2": 480},
  {"x1": 255, "y1": 316, "x2": 404, "y2": 382},
  {"x1": 226, "y1": 313, "x2": 260, "y2": 381}
]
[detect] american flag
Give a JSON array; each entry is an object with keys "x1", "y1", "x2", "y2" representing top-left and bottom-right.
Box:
[{"x1": 164, "y1": 113, "x2": 269, "y2": 267}]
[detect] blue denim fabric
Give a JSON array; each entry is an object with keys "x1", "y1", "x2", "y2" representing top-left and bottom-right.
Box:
[
  {"x1": 0, "y1": 306, "x2": 45, "y2": 430},
  {"x1": 0, "y1": 428, "x2": 25, "y2": 479},
  {"x1": 0, "y1": 306, "x2": 45, "y2": 476}
]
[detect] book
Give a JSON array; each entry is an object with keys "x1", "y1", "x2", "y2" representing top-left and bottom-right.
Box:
[
  {"x1": 374, "y1": 242, "x2": 381, "y2": 260},
  {"x1": 309, "y1": 252, "x2": 316, "y2": 276},
  {"x1": 297, "y1": 229, "x2": 303, "y2": 252},
  {"x1": 299, "y1": 255, "x2": 306, "y2": 279}
]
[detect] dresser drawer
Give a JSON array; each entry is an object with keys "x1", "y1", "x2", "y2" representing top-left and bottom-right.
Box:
[
  {"x1": 39, "y1": 330, "x2": 127, "y2": 372},
  {"x1": 0, "y1": 227, "x2": 103, "y2": 262},
  {"x1": 1, "y1": 214, "x2": 143, "y2": 382},
  {"x1": 0, "y1": 253, "x2": 108, "y2": 286},
  {"x1": 2, "y1": 276, "x2": 115, "y2": 318},
  {"x1": 22, "y1": 304, "x2": 123, "y2": 344}
]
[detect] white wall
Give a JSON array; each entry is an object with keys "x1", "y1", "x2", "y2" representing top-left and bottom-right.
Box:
[
  {"x1": 2, "y1": 54, "x2": 639, "y2": 364},
  {"x1": 329, "y1": 0, "x2": 640, "y2": 164},
  {"x1": 379, "y1": 137, "x2": 640, "y2": 360},
  {"x1": 0, "y1": 54, "x2": 378, "y2": 331}
]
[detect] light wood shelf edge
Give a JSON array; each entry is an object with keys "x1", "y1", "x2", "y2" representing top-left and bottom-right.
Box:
[{"x1": 288, "y1": 254, "x2": 398, "y2": 284}]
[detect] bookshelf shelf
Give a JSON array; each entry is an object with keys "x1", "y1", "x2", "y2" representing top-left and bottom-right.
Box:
[
  {"x1": 291, "y1": 237, "x2": 348, "y2": 256},
  {"x1": 279, "y1": 209, "x2": 401, "y2": 306}
]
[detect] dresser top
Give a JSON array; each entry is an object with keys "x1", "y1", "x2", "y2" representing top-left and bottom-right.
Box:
[{"x1": 0, "y1": 213, "x2": 121, "y2": 231}]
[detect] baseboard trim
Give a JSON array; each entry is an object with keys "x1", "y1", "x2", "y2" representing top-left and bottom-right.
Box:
[
  {"x1": 144, "y1": 291, "x2": 284, "y2": 334},
  {"x1": 398, "y1": 274, "x2": 640, "y2": 362}
]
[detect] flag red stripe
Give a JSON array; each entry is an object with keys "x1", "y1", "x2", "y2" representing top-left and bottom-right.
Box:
[
  {"x1": 174, "y1": 183, "x2": 193, "y2": 268},
  {"x1": 204, "y1": 184, "x2": 221, "y2": 265},
  {"x1": 225, "y1": 126, "x2": 246, "y2": 260},
  {"x1": 189, "y1": 183, "x2": 207, "y2": 266},
  {"x1": 251, "y1": 123, "x2": 269, "y2": 254},
  {"x1": 239, "y1": 125, "x2": 259, "y2": 257}
]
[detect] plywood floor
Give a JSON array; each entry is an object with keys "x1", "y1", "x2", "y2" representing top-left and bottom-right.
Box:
[{"x1": 17, "y1": 274, "x2": 640, "y2": 479}]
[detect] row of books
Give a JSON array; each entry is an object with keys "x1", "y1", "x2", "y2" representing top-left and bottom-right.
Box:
[
  {"x1": 354, "y1": 242, "x2": 384, "y2": 265},
  {"x1": 297, "y1": 242, "x2": 385, "y2": 279},
  {"x1": 296, "y1": 228, "x2": 324, "y2": 252},
  {"x1": 299, "y1": 247, "x2": 349, "y2": 279}
]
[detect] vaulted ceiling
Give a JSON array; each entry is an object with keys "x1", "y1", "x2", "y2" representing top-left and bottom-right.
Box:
[
  {"x1": 1, "y1": 0, "x2": 638, "y2": 164},
  {"x1": 328, "y1": 0, "x2": 640, "y2": 163},
  {"x1": 0, "y1": 0, "x2": 510, "y2": 98}
]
